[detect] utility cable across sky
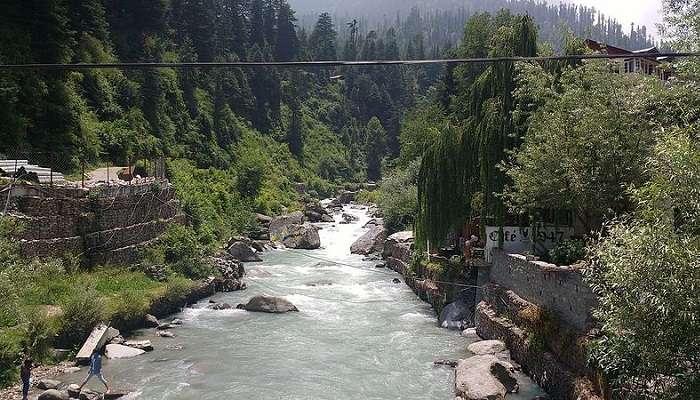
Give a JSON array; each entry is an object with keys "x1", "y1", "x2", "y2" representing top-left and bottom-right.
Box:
[{"x1": 1, "y1": 52, "x2": 699, "y2": 71}]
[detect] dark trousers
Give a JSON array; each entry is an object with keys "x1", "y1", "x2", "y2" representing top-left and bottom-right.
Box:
[{"x1": 22, "y1": 378, "x2": 30, "y2": 400}]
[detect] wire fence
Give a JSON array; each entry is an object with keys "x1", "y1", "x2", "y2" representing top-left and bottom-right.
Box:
[{"x1": 0, "y1": 151, "x2": 167, "y2": 188}]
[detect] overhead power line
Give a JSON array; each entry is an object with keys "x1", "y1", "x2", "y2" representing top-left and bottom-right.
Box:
[{"x1": 1, "y1": 52, "x2": 699, "y2": 71}]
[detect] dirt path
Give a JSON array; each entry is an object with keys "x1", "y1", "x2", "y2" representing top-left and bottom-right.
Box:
[{"x1": 85, "y1": 166, "x2": 126, "y2": 185}]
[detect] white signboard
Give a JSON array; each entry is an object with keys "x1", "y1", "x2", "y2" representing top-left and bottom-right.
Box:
[{"x1": 484, "y1": 225, "x2": 574, "y2": 261}]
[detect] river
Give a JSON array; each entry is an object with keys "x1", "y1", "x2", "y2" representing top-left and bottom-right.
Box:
[{"x1": 63, "y1": 205, "x2": 544, "y2": 400}]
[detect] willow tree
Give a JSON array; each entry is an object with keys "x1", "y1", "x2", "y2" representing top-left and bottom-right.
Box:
[{"x1": 416, "y1": 13, "x2": 537, "y2": 250}]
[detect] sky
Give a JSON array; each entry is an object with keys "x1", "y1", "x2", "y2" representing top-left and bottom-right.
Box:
[{"x1": 563, "y1": 0, "x2": 664, "y2": 38}]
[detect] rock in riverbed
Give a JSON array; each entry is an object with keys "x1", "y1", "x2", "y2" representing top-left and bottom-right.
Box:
[
  {"x1": 105, "y1": 344, "x2": 146, "y2": 359},
  {"x1": 144, "y1": 314, "x2": 159, "y2": 328},
  {"x1": 38, "y1": 389, "x2": 69, "y2": 400},
  {"x1": 468, "y1": 340, "x2": 507, "y2": 355},
  {"x1": 439, "y1": 300, "x2": 472, "y2": 330},
  {"x1": 455, "y1": 355, "x2": 519, "y2": 400},
  {"x1": 269, "y1": 212, "x2": 304, "y2": 239},
  {"x1": 125, "y1": 340, "x2": 154, "y2": 352},
  {"x1": 37, "y1": 379, "x2": 62, "y2": 390},
  {"x1": 340, "y1": 213, "x2": 359, "y2": 224},
  {"x1": 237, "y1": 295, "x2": 299, "y2": 313},
  {"x1": 462, "y1": 328, "x2": 479, "y2": 338},
  {"x1": 282, "y1": 224, "x2": 321, "y2": 250},
  {"x1": 350, "y1": 224, "x2": 387, "y2": 255},
  {"x1": 209, "y1": 303, "x2": 234, "y2": 310},
  {"x1": 227, "y1": 237, "x2": 263, "y2": 262}
]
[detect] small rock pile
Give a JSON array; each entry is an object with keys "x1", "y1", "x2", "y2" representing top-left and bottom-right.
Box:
[
  {"x1": 304, "y1": 200, "x2": 334, "y2": 223},
  {"x1": 340, "y1": 213, "x2": 359, "y2": 224},
  {"x1": 208, "y1": 253, "x2": 247, "y2": 292}
]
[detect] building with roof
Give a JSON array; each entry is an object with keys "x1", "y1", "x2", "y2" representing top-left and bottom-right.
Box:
[{"x1": 585, "y1": 39, "x2": 671, "y2": 80}]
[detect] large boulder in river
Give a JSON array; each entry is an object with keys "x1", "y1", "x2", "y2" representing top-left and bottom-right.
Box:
[
  {"x1": 227, "y1": 237, "x2": 263, "y2": 262},
  {"x1": 38, "y1": 390, "x2": 69, "y2": 400},
  {"x1": 269, "y1": 211, "x2": 305, "y2": 240},
  {"x1": 439, "y1": 299, "x2": 472, "y2": 330},
  {"x1": 383, "y1": 231, "x2": 414, "y2": 261},
  {"x1": 350, "y1": 224, "x2": 388, "y2": 255},
  {"x1": 105, "y1": 344, "x2": 146, "y2": 359},
  {"x1": 338, "y1": 190, "x2": 358, "y2": 204},
  {"x1": 237, "y1": 295, "x2": 299, "y2": 313},
  {"x1": 282, "y1": 223, "x2": 321, "y2": 249},
  {"x1": 454, "y1": 355, "x2": 519, "y2": 400}
]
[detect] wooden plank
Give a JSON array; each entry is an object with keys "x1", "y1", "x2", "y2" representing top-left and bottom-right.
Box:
[{"x1": 75, "y1": 323, "x2": 110, "y2": 365}]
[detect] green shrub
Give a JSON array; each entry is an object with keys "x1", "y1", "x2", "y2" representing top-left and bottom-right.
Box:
[
  {"x1": 18, "y1": 308, "x2": 56, "y2": 363},
  {"x1": 426, "y1": 262, "x2": 446, "y2": 277},
  {"x1": 0, "y1": 274, "x2": 20, "y2": 328},
  {"x1": 109, "y1": 290, "x2": 150, "y2": 331},
  {"x1": 355, "y1": 190, "x2": 380, "y2": 205},
  {"x1": 377, "y1": 159, "x2": 420, "y2": 233},
  {"x1": 161, "y1": 278, "x2": 194, "y2": 305},
  {"x1": 0, "y1": 329, "x2": 22, "y2": 386},
  {"x1": 144, "y1": 224, "x2": 212, "y2": 280},
  {"x1": 56, "y1": 287, "x2": 107, "y2": 350},
  {"x1": 548, "y1": 239, "x2": 586, "y2": 266}
]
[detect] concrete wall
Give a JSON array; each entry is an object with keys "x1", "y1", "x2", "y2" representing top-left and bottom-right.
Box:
[
  {"x1": 4, "y1": 182, "x2": 184, "y2": 267},
  {"x1": 489, "y1": 250, "x2": 598, "y2": 332}
]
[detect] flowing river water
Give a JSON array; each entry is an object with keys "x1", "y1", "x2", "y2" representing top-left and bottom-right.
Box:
[{"x1": 61, "y1": 205, "x2": 544, "y2": 400}]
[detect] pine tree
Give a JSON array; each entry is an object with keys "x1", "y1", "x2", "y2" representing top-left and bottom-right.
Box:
[
  {"x1": 287, "y1": 104, "x2": 305, "y2": 160},
  {"x1": 67, "y1": 0, "x2": 110, "y2": 43},
  {"x1": 365, "y1": 117, "x2": 386, "y2": 182},
  {"x1": 185, "y1": 0, "x2": 218, "y2": 61},
  {"x1": 263, "y1": 0, "x2": 277, "y2": 49},
  {"x1": 274, "y1": 0, "x2": 299, "y2": 62},
  {"x1": 342, "y1": 19, "x2": 359, "y2": 61},
  {"x1": 249, "y1": 0, "x2": 266, "y2": 48},
  {"x1": 309, "y1": 13, "x2": 337, "y2": 61}
]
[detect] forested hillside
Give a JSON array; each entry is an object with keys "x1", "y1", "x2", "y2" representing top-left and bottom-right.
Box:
[
  {"x1": 292, "y1": 0, "x2": 656, "y2": 52},
  {"x1": 0, "y1": 1, "x2": 425, "y2": 222}
]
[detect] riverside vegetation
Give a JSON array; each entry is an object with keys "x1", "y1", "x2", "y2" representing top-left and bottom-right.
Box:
[
  {"x1": 0, "y1": 0, "x2": 697, "y2": 398},
  {"x1": 377, "y1": 1, "x2": 700, "y2": 398}
]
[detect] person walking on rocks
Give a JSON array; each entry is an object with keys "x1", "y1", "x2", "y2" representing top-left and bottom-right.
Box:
[
  {"x1": 79, "y1": 350, "x2": 110, "y2": 394},
  {"x1": 20, "y1": 358, "x2": 33, "y2": 400}
]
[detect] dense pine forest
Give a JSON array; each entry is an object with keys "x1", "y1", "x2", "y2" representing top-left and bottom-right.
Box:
[{"x1": 293, "y1": 0, "x2": 657, "y2": 52}]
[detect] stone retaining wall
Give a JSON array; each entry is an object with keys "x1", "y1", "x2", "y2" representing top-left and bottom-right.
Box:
[
  {"x1": 478, "y1": 250, "x2": 607, "y2": 399},
  {"x1": 490, "y1": 250, "x2": 598, "y2": 332},
  {"x1": 475, "y1": 301, "x2": 604, "y2": 400},
  {"x1": 4, "y1": 182, "x2": 183, "y2": 267}
]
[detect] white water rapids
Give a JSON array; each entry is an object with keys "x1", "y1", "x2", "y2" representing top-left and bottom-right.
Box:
[{"x1": 60, "y1": 205, "x2": 544, "y2": 399}]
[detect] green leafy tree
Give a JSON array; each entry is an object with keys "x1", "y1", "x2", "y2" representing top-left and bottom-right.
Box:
[
  {"x1": 416, "y1": 13, "x2": 538, "y2": 249},
  {"x1": 587, "y1": 128, "x2": 700, "y2": 399},
  {"x1": 662, "y1": 0, "x2": 700, "y2": 50},
  {"x1": 377, "y1": 159, "x2": 421, "y2": 233},
  {"x1": 504, "y1": 61, "x2": 663, "y2": 232}
]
